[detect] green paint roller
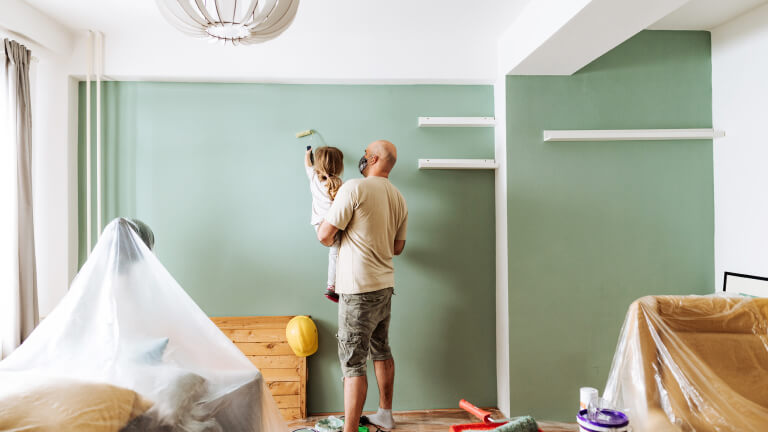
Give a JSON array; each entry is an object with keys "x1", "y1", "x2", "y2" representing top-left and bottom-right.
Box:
[
  {"x1": 295, "y1": 129, "x2": 314, "y2": 138},
  {"x1": 483, "y1": 417, "x2": 538, "y2": 432},
  {"x1": 296, "y1": 129, "x2": 315, "y2": 164},
  {"x1": 464, "y1": 417, "x2": 538, "y2": 432}
]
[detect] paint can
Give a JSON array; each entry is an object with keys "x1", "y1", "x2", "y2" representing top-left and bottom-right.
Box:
[
  {"x1": 579, "y1": 387, "x2": 599, "y2": 410},
  {"x1": 577, "y1": 409, "x2": 629, "y2": 432}
]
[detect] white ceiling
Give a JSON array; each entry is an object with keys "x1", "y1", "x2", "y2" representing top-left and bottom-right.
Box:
[
  {"x1": 650, "y1": 0, "x2": 768, "y2": 30},
  {"x1": 22, "y1": 0, "x2": 768, "y2": 82},
  {"x1": 22, "y1": 0, "x2": 532, "y2": 47},
  {"x1": 33, "y1": 0, "x2": 768, "y2": 41},
  {"x1": 22, "y1": 0, "x2": 536, "y2": 82}
]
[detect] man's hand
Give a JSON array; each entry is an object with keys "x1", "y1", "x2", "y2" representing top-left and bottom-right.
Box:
[
  {"x1": 317, "y1": 221, "x2": 340, "y2": 246},
  {"x1": 394, "y1": 240, "x2": 405, "y2": 256}
]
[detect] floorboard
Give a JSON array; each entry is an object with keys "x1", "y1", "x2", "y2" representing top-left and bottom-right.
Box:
[{"x1": 287, "y1": 409, "x2": 578, "y2": 431}]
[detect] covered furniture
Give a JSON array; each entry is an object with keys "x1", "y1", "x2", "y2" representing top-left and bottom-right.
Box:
[
  {"x1": 605, "y1": 295, "x2": 768, "y2": 432},
  {"x1": 0, "y1": 218, "x2": 288, "y2": 432}
]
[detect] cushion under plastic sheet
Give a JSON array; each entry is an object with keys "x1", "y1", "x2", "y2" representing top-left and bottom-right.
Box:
[{"x1": 0, "y1": 372, "x2": 153, "y2": 432}]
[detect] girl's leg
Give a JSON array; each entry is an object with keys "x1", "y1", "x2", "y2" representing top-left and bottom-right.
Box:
[
  {"x1": 325, "y1": 237, "x2": 340, "y2": 302},
  {"x1": 327, "y1": 239, "x2": 339, "y2": 287}
]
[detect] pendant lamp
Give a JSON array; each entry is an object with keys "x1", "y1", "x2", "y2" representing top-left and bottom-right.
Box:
[{"x1": 156, "y1": 0, "x2": 300, "y2": 45}]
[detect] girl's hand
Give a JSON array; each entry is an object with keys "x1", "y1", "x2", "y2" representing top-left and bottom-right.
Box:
[{"x1": 305, "y1": 148, "x2": 313, "y2": 167}]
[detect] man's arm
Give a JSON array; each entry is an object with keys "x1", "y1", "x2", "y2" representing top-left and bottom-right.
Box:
[
  {"x1": 394, "y1": 208, "x2": 408, "y2": 256},
  {"x1": 317, "y1": 221, "x2": 340, "y2": 247},
  {"x1": 394, "y1": 240, "x2": 406, "y2": 256}
]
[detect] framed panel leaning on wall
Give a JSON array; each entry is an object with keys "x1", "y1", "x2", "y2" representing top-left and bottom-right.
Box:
[{"x1": 723, "y1": 272, "x2": 768, "y2": 298}]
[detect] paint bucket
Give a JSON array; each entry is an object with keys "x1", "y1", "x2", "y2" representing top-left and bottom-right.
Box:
[{"x1": 577, "y1": 409, "x2": 629, "y2": 432}]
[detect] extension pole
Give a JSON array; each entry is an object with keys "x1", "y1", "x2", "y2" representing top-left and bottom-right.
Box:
[
  {"x1": 95, "y1": 31, "x2": 102, "y2": 238},
  {"x1": 86, "y1": 30, "x2": 93, "y2": 255}
]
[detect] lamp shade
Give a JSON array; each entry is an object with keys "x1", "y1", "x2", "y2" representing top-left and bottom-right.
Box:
[{"x1": 156, "y1": 0, "x2": 300, "y2": 45}]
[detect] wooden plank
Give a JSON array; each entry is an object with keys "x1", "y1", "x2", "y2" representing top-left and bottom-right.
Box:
[
  {"x1": 213, "y1": 316, "x2": 307, "y2": 421},
  {"x1": 223, "y1": 321, "x2": 292, "y2": 330},
  {"x1": 262, "y1": 368, "x2": 301, "y2": 382},
  {"x1": 280, "y1": 407, "x2": 302, "y2": 421},
  {"x1": 248, "y1": 355, "x2": 302, "y2": 369},
  {"x1": 266, "y1": 381, "x2": 300, "y2": 396},
  {"x1": 223, "y1": 328, "x2": 286, "y2": 343},
  {"x1": 235, "y1": 342, "x2": 294, "y2": 356},
  {"x1": 273, "y1": 394, "x2": 300, "y2": 409},
  {"x1": 299, "y1": 357, "x2": 307, "y2": 418},
  {"x1": 211, "y1": 316, "x2": 294, "y2": 329},
  {"x1": 212, "y1": 316, "x2": 295, "y2": 324}
]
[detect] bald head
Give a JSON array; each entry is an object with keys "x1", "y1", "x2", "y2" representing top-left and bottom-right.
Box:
[{"x1": 366, "y1": 140, "x2": 397, "y2": 176}]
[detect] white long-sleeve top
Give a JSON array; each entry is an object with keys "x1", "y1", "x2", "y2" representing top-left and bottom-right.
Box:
[{"x1": 305, "y1": 165, "x2": 333, "y2": 226}]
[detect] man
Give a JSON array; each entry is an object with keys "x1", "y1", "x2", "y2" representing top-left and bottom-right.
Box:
[{"x1": 317, "y1": 140, "x2": 408, "y2": 431}]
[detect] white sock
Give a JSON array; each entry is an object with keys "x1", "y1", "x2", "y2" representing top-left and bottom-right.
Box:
[{"x1": 367, "y1": 408, "x2": 395, "y2": 429}]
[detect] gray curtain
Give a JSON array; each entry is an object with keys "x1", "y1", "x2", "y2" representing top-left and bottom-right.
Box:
[{"x1": 1, "y1": 39, "x2": 38, "y2": 358}]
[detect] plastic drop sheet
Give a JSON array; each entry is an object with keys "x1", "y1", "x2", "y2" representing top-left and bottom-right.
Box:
[
  {"x1": 604, "y1": 295, "x2": 768, "y2": 432},
  {"x1": 0, "y1": 218, "x2": 288, "y2": 432}
]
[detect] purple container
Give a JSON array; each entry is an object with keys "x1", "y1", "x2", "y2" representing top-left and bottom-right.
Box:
[{"x1": 577, "y1": 409, "x2": 629, "y2": 432}]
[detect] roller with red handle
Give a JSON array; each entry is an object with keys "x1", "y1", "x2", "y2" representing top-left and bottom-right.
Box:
[
  {"x1": 454, "y1": 400, "x2": 542, "y2": 432},
  {"x1": 459, "y1": 399, "x2": 499, "y2": 424}
]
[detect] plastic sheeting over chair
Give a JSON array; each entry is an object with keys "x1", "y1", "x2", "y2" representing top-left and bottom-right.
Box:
[
  {"x1": 604, "y1": 295, "x2": 768, "y2": 432},
  {"x1": 0, "y1": 218, "x2": 288, "y2": 432}
]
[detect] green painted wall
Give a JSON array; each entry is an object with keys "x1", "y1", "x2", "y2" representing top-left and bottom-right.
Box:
[
  {"x1": 78, "y1": 83, "x2": 497, "y2": 412},
  {"x1": 505, "y1": 31, "x2": 714, "y2": 421}
]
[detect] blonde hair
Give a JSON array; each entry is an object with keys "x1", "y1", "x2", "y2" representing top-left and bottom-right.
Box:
[{"x1": 314, "y1": 146, "x2": 344, "y2": 200}]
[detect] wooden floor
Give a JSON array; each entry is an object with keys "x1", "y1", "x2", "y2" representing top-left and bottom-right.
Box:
[{"x1": 287, "y1": 409, "x2": 578, "y2": 431}]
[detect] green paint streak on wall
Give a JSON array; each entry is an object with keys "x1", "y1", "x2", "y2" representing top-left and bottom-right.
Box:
[
  {"x1": 78, "y1": 83, "x2": 496, "y2": 412},
  {"x1": 505, "y1": 31, "x2": 714, "y2": 420}
]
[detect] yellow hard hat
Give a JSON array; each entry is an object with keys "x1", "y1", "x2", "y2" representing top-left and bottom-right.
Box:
[{"x1": 286, "y1": 316, "x2": 318, "y2": 357}]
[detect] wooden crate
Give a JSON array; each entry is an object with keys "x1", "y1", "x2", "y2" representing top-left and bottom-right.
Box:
[{"x1": 212, "y1": 316, "x2": 307, "y2": 420}]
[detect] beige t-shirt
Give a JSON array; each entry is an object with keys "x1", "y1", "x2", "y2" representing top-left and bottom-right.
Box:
[{"x1": 324, "y1": 176, "x2": 408, "y2": 294}]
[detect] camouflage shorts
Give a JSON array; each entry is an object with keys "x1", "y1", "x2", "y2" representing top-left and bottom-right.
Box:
[{"x1": 337, "y1": 287, "x2": 394, "y2": 377}]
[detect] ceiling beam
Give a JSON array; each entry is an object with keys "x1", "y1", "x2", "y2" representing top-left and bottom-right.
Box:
[
  {"x1": 0, "y1": 0, "x2": 74, "y2": 56},
  {"x1": 498, "y1": 0, "x2": 692, "y2": 76}
]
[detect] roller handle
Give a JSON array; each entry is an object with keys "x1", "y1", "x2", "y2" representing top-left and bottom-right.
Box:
[{"x1": 459, "y1": 399, "x2": 491, "y2": 423}]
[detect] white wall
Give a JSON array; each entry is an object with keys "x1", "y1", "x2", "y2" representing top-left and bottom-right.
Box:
[
  {"x1": 498, "y1": 0, "x2": 689, "y2": 75},
  {"x1": 30, "y1": 57, "x2": 79, "y2": 315},
  {"x1": 64, "y1": 27, "x2": 498, "y2": 84},
  {"x1": 493, "y1": 75, "x2": 510, "y2": 417},
  {"x1": 0, "y1": 0, "x2": 72, "y2": 55},
  {"x1": 711, "y1": 3, "x2": 768, "y2": 290}
]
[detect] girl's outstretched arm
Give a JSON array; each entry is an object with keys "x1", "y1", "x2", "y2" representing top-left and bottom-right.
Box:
[{"x1": 305, "y1": 148, "x2": 313, "y2": 167}]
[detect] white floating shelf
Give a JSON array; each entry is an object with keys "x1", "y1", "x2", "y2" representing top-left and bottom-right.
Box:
[
  {"x1": 543, "y1": 129, "x2": 725, "y2": 142},
  {"x1": 418, "y1": 159, "x2": 498, "y2": 170},
  {"x1": 418, "y1": 117, "x2": 495, "y2": 127}
]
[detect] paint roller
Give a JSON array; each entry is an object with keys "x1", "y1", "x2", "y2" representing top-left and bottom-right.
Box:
[
  {"x1": 296, "y1": 129, "x2": 315, "y2": 164},
  {"x1": 296, "y1": 129, "x2": 313, "y2": 138},
  {"x1": 486, "y1": 417, "x2": 539, "y2": 432},
  {"x1": 456, "y1": 400, "x2": 540, "y2": 432}
]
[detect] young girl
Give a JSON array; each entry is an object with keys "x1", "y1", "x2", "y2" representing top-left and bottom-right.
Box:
[{"x1": 305, "y1": 146, "x2": 344, "y2": 302}]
